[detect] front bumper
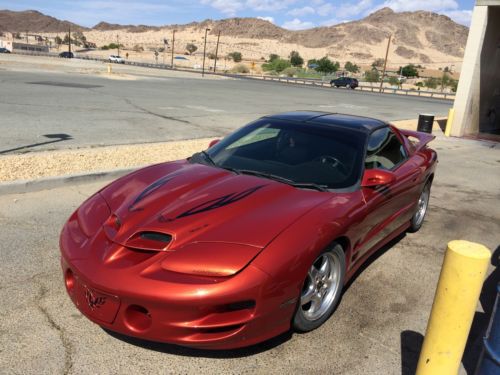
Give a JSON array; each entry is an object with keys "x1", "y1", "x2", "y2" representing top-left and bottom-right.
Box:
[{"x1": 60, "y1": 228, "x2": 294, "y2": 349}]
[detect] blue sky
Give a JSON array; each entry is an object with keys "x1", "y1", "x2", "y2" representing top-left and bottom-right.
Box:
[{"x1": 0, "y1": 0, "x2": 475, "y2": 29}]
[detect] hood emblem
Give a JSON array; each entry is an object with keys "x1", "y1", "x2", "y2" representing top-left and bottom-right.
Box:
[{"x1": 84, "y1": 287, "x2": 106, "y2": 310}]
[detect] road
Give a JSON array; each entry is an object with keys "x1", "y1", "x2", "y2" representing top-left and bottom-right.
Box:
[
  {"x1": 0, "y1": 68, "x2": 451, "y2": 154},
  {"x1": 0, "y1": 134, "x2": 498, "y2": 374}
]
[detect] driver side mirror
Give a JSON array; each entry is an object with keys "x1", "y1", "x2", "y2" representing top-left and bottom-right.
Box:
[
  {"x1": 361, "y1": 169, "x2": 396, "y2": 188},
  {"x1": 208, "y1": 139, "x2": 220, "y2": 148}
]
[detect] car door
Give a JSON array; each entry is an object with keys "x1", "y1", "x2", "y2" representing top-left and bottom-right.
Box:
[{"x1": 356, "y1": 126, "x2": 421, "y2": 259}]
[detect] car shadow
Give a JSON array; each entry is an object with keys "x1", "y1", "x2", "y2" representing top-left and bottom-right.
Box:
[
  {"x1": 103, "y1": 328, "x2": 293, "y2": 358},
  {"x1": 400, "y1": 244, "x2": 499, "y2": 374}
]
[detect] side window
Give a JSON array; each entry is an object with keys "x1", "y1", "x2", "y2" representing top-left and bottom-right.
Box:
[{"x1": 365, "y1": 128, "x2": 407, "y2": 170}]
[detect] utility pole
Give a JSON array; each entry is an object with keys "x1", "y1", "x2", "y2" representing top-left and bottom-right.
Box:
[
  {"x1": 26, "y1": 30, "x2": 29, "y2": 43},
  {"x1": 379, "y1": 34, "x2": 391, "y2": 93},
  {"x1": 170, "y1": 29, "x2": 176, "y2": 68},
  {"x1": 213, "y1": 30, "x2": 221, "y2": 73},
  {"x1": 68, "y1": 26, "x2": 71, "y2": 55},
  {"x1": 117, "y1": 34, "x2": 120, "y2": 56},
  {"x1": 202, "y1": 28, "x2": 210, "y2": 77}
]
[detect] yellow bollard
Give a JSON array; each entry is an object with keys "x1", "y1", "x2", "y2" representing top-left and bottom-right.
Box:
[
  {"x1": 416, "y1": 240, "x2": 491, "y2": 375},
  {"x1": 444, "y1": 108, "x2": 454, "y2": 137},
  {"x1": 107, "y1": 63, "x2": 112, "y2": 74}
]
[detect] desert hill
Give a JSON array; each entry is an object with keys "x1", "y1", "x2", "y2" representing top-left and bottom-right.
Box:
[{"x1": 0, "y1": 8, "x2": 468, "y2": 69}]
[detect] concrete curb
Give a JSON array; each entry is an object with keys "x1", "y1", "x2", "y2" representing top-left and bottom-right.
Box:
[{"x1": 0, "y1": 167, "x2": 137, "y2": 195}]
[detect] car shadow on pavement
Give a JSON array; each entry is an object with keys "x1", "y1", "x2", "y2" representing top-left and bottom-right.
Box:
[
  {"x1": 400, "y1": 244, "x2": 499, "y2": 375},
  {"x1": 103, "y1": 328, "x2": 293, "y2": 358}
]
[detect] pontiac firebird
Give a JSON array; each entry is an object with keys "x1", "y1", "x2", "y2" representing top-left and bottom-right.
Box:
[{"x1": 60, "y1": 111, "x2": 437, "y2": 349}]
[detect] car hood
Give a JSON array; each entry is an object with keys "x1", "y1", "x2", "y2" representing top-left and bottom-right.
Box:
[{"x1": 99, "y1": 160, "x2": 331, "y2": 250}]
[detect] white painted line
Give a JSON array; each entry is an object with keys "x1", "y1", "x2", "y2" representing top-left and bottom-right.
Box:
[{"x1": 185, "y1": 105, "x2": 226, "y2": 113}]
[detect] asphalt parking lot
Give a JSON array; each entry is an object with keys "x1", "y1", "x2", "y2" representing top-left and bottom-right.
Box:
[
  {"x1": 0, "y1": 54, "x2": 452, "y2": 154},
  {"x1": 0, "y1": 134, "x2": 498, "y2": 374}
]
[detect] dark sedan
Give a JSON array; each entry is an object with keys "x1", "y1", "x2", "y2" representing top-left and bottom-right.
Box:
[{"x1": 331, "y1": 77, "x2": 359, "y2": 89}]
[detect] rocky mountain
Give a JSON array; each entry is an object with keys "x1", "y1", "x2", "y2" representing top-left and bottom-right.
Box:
[
  {"x1": 0, "y1": 8, "x2": 468, "y2": 64},
  {"x1": 0, "y1": 9, "x2": 86, "y2": 32}
]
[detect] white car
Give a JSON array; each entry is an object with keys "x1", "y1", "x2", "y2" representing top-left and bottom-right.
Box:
[{"x1": 109, "y1": 55, "x2": 125, "y2": 64}]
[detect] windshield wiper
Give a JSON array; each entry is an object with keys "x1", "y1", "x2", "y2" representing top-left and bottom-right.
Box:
[
  {"x1": 200, "y1": 151, "x2": 215, "y2": 166},
  {"x1": 237, "y1": 170, "x2": 328, "y2": 192}
]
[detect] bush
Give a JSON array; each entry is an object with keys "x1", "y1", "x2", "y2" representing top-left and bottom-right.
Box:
[
  {"x1": 186, "y1": 43, "x2": 197, "y2": 55},
  {"x1": 424, "y1": 77, "x2": 439, "y2": 89},
  {"x1": 344, "y1": 61, "x2": 360, "y2": 73},
  {"x1": 268, "y1": 54, "x2": 279, "y2": 62},
  {"x1": 228, "y1": 51, "x2": 242, "y2": 62},
  {"x1": 231, "y1": 64, "x2": 249, "y2": 73},
  {"x1": 282, "y1": 67, "x2": 300, "y2": 77},
  {"x1": 133, "y1": 44, "x2": 144, "y2": 52},
  {"x1": 289, "y1": 51, "x2": 304, "y2": 67},
  {"x1": 207, "y1": 52, "x2": 216, "y2": 59},
  {"x1": 262, "y1": 58, "x2": 291, "y2": 73},
  {"x1": 365, "y1": 69, "x2": 380, "y2": 83},
  {"x1": 309, "y1": 57, "x2": 339, "y2": 74},
  {"x1": 372, "y1": 58, "x2": 385, "y2": 68},
  {"x1": 388, "y1": 76, "x2": 399, "y2": 86},
  {"x1": 401, "y1": 64, "x2": 419, "y2": 78}
]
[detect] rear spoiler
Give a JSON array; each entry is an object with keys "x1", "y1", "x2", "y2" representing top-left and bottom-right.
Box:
[{"x1": 398, "y1": 129, "x2": 435, "y2": 152}]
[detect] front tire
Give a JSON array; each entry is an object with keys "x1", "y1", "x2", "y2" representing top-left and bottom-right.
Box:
[
  {"x1": 409, "y1": 181, "x2": 431, "y2": 232},
  {"x1": 293, "y1": 243, "x2": 346, "y2": 332}
]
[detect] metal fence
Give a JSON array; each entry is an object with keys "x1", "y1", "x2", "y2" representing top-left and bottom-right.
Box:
[{"x1": 11, "y1": 51, "x2": 455, "y2": 101}]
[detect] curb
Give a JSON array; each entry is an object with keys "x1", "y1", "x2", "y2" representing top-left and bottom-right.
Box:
[{"x1": 0, "y1": 167, "x2": 137, "y2": 196}]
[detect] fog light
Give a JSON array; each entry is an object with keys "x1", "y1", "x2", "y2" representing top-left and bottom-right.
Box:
[
  {"x1": 65, "y1": 269, "x2": 75, "y2": 292},
  {"x1": 124, "y1": 305, "x2": 152, "y2": 332}
]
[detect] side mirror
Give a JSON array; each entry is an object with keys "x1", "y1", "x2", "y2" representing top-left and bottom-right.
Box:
[
  {"x1": 208, "y1": 139, "x2": 220, "y2": 148},
  {"x1": 361, "y1": 169, "x2": 396, "y2": 188}
]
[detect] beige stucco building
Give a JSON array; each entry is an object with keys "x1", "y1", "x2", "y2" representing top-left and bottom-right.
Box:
[{"x1": 450, "y1": 0, "x2": 500, "y2": 139}]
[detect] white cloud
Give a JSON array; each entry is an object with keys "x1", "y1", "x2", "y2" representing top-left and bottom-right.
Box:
[
  {"x1": 287, "y1": 6, "x2": 315, "y2": 17},
  {"x1": 282, "y1": 18, "x2": 314, "y2": 30},
  {"x1": 246, "y1": 0, "x2": 296, "y2": 12},
  {"x1": 447, "y1": 9, "x2": 472, "y2": 26},
  {"x1": 257, "y1": 16, "x2": 275, "y2": 23},
  {"x1": 376, "y1": 0, "x2": 458, "y2": 13},
  {"x1": 200, "y1": 0, "x2": 244, "y2": 15},
  {"x1": 335, "y1": 0, "x2": 373, "y2": 19},
  {"x1": 317, "y1": 3, "x2": 335, "y2": 16}
]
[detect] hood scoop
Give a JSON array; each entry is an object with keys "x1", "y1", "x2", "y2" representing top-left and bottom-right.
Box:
[{"x1": 124, "y1": 231, "x2": 173, "y2": 252}]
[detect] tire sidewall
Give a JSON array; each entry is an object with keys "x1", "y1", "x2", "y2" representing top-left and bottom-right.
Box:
[
  {"x1": 409, "y1": 181, "x2": 431, "y2": 232},
  {"x1": 293, "y1": 243, "x2": 346, "y2": 332}
]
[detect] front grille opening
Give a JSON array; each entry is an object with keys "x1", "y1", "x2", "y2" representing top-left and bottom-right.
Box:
[{"x1": 226, "y1": 300, "x2": 256, "y2": 311}]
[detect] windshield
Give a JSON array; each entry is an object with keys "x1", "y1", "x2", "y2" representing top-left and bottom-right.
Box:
[{"x1": 192, "y1": 119, "x2": 366, "y2": 190}]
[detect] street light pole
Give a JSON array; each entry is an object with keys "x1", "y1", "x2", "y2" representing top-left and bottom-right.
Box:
[
  {"x1": 202, "y1": 28, "x2": 210, "y2": 77},
  {"x1": 379, "y1": 34, "x2": 391, "y2": 93},
  {"x1": 213, "y1": 30, "x2": 221, "y2": 73},
  {"x1": 171, "y1": 29, "x2": 176, "y2": 68},
  {"x1": 68, "y1": 26, "x2": 71, "y2": 55}
]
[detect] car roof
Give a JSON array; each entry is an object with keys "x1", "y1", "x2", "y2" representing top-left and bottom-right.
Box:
[{"x1": 264, "y1": 111, "x2": 388, "y2": 133}]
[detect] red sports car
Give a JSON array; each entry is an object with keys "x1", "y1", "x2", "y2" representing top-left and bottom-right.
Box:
[{"x1": 60, "y1": 111, "x2": 437, "y2": 349}]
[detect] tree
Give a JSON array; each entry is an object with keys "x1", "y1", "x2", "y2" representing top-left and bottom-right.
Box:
[
  {"x1": 314, "y1": 57, "x2": 339, "y2": 74},
  {"x1": 344, "y1": 61, "x2": 360, "y2": 73},
  {"x1": 401, "y1": 64, "x2": 419, "y2": 78},
  {"x1": 262, "y1": 58, "x2": 291, "y2": 73},
  {"x1": 55, "y1": 36, "x2": 62, "y2": 45},
  {"x1": 365, "y1": 69, "x2": 380, "y2": 83},
  {"x1": 186, "y1": 43, "x2": 197, "y2": 55},
  {"x1": 372, "y1": 58, "x2": 385, "y2": 68},
  {"x1": 289, "y1": 51, "x2": 304, "y2": 67},
  {"x1": 228, "y1": 51, "x2": 242, "y2": 62},
  {"x1": 388, "y1": 76, "x2": 400, "y2": 87},
  {"x1": 424, "y1": 77, "x2": 439, "y2": 89},
  {"x1": 268, "y1": 54, "x2": 279, "y2": 62}
]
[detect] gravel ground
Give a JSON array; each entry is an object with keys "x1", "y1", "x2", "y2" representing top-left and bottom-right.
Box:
[
  {"x1": 0, "y1": 118, "x2": 445, "y2": 183},
  {"x1": 0, "y1": 138, "x2": 212, "y2": 182}
]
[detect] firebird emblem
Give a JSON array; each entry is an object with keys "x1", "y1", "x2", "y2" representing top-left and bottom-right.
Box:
[{"x1": 84, "y1": 288, "x2": 106, "y2": 310}]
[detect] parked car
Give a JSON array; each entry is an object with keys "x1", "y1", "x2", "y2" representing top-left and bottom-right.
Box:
[
  {"x1": 0, "y1": 47, "x2": 11, "y2": 53},
  {"x1": 109, "y1": 55, "x2": 125, "y2": 63},
  {"x1": 331, "y1": 77, "x2": 359, "y2": 89},
  {"x1": 59, "y1": 51, "x2": 74, "y2": 58},
  {"x1": 60, "y1": 111, "x2": 437, "y2": 349}
]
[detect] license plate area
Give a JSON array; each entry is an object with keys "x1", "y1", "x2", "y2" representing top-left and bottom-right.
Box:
[{"x1": 70, "y1": 276, "x2": 120, "y2": 324}]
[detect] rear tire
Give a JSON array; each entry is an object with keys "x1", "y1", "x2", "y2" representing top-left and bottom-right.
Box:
[
  {"x1": 293, "y1": 243, "x2": 346, "y2": 332},
  {"x1": 409, "y1": 181, "x2": 431, "y2": 232}
]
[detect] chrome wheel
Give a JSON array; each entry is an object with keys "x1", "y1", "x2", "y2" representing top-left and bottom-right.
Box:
[
  {"x1": 414, "y1": 185, "x2": 430, "y2": 227},
  {"x1": 300, "y1": 252, "x2": 341, "y2": 321}
]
